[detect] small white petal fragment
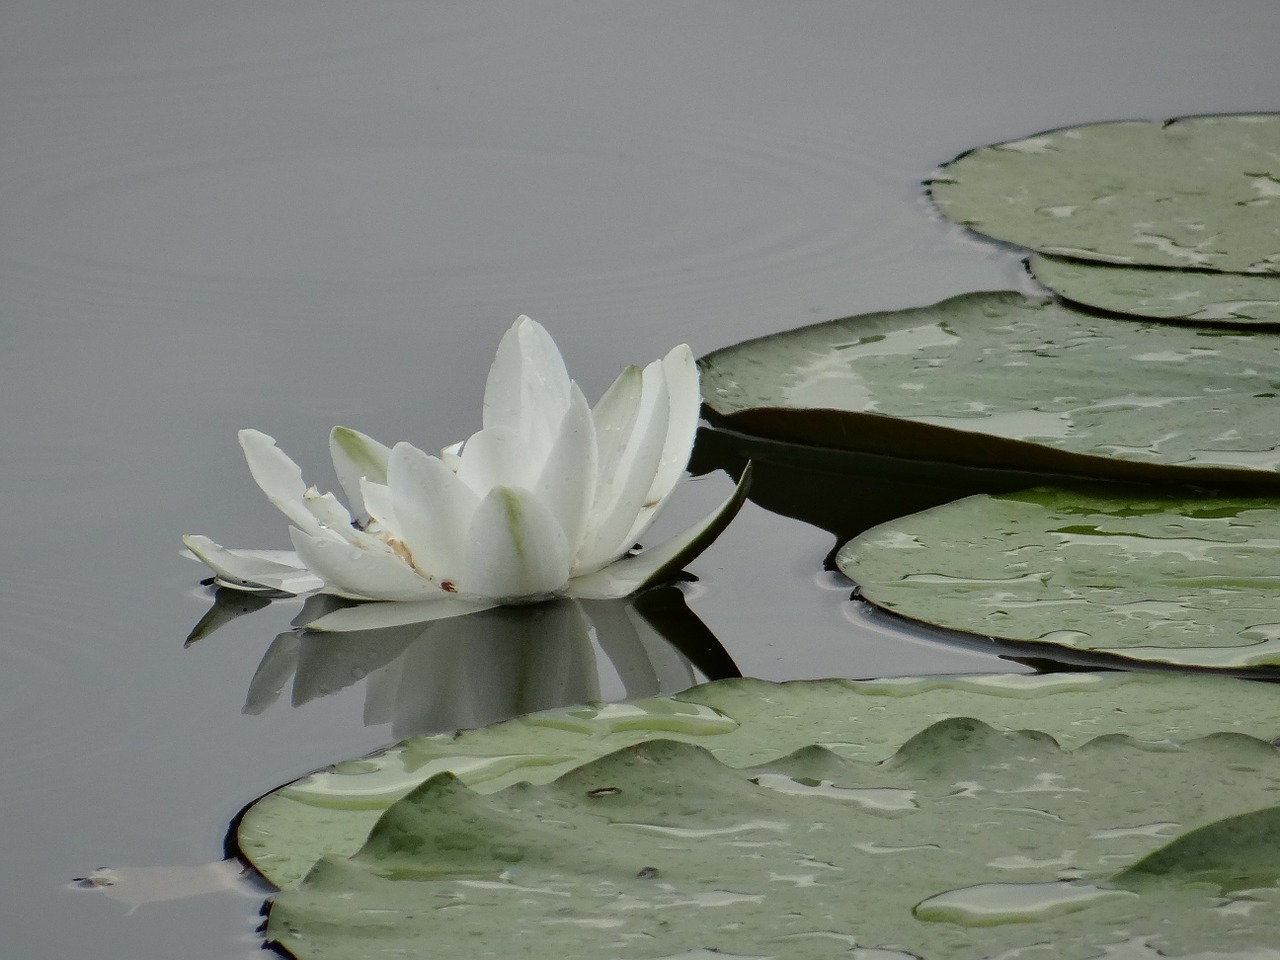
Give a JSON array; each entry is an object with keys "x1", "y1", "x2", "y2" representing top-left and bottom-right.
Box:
[
  {"x1": 439, "y1": 440, "x2": 463, "y2": 472},
  {"x1": 461, "y1": 486, "x2": 572, "y2": 600},
  {"x1": 74, "y1": 860, "x2": 255, "y2": 915}
]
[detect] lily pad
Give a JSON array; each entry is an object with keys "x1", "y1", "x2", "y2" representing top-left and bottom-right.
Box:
[
  {"x1": 699, "y1": 292, "x2": 1280, "y2": 484},
  {"x1": 837, "y1": 486, "x2": 1280, "y2": 669},
  {"x1": 1116, "y1": 805, "x2": 1280, "y2": 893},
  {"x1": 1030, "y1": 253, "x2": 1280, "y2": 326},
  {"x1": 930, "y1": 113, "x2": 1280, "y2": 273},
  {"x1": 238, "y1": 671, "x2": 1280, "y2": 889},
  {"x1": 267, "y1": 724, "x2": 1280, "y2": 959}
]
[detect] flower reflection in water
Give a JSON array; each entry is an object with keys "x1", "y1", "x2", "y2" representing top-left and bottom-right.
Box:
[{"x1": 189, "y1": 586, "x2": 738, "y2": 739}]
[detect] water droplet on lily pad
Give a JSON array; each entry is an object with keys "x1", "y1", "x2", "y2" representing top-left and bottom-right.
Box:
[{"x1": 913, "y1": 880, "x2": 1133, "y2": 926}]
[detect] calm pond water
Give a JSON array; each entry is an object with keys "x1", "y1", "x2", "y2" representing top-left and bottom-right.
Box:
[{"x1": 4, "y1": 3, "x2": 1279, "y2": 956}]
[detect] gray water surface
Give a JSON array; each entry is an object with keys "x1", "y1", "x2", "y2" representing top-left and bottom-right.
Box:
[{"x1": 4, "y1": 3, "x2": 1279, "y2": 957}]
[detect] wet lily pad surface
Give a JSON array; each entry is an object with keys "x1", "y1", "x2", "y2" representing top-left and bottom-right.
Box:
[
  {"x1": 699, "y1": 291, "x2": 1280, "y2": 483},
  {"x1": 837, "y1": 487, "x2": 1280, "y2": 669},
  {"x1": 267, "y1": 721, "x2": 1280, "y2": 960},
  {"x1": 1030, "y1": 253, "x2": 1280, "y2": 325},
  {"x1": 930, "y1": 113, "x2": 1280, "y2": 273},
  {"x1": 239, "y1": 672, "x2": 1280, "y2": 889}
]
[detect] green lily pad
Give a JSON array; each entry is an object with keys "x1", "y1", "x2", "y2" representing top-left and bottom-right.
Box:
[
  {"x1": 1116, "y1": 805, "x2": 1280, "y2": 893},
  {"x1": 267, "y1": 722, "x2": 1280, "y2": 959},
  {"x1": 837, "y1": 486, "x2": 1280, "y2": 669},
  {"x1": 699, "y1": 292, "x2": 1280, "y2": 485},
  {"x1": 1030, "y1": 253, "x2": 1280, "y2": 326},
  {"x1": 930, "y1": 113, "x2": 1280, "y2": 273},
  {"x1": 239, "y1": 672, "x2": 1280, "y2": 889}
]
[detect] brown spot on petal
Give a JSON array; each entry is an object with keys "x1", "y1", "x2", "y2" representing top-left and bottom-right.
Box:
[
  {"x1": 387, "y1": 538, "x2": 421, "y2": 573},
  {"x1": 440, "y1": 580, "x2": 457, "y2": 593}
]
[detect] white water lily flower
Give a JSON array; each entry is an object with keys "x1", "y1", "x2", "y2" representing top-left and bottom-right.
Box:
[{"x1": 184, "y1": 316, "x2": 749, "y2": 631}]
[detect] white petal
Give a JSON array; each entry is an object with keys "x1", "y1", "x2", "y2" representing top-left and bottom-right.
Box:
[
  {"x1": 304, "y1": 598, "x2": 498, "y2": 632},
  {"x1": 238, "y1": 429, "x2": 326, "y2": 535},
  {"x1": 301, "y1": 488, "x2": 358, "y2": 532},
  {"x1": 182, "y1": 535, "x2": 324, "y2": 594},
  {"x1": 181, "y1": 540, "x2": 305, "y2": 569},
  {"x1": 358, "y1": 479, "x2": 401, "y2": 538},
  {"x1": 455, "y1": 425, "x2": 532, "y2": 494},
  {"x1": 568, "y1": 464, "x2": 751, "y2": 600},
  {"x1": 289, "y1": 527, "x2": 444, "y2": 602},
  {"x1": 641, "y1": 346, "x2": 700, "y2": 514},
  {"x1": 239, "y1": 430, "x2": 369, "y2": 543},
  {"x1": 439, "y1": 440, "x2": 463, "y2": 472},
  {"x1": 482, "y1": 319, "x2": 531, "y2": 431},
  {"x1": 483, "y1": 316, "x2": 572, "y2": 462},
  {"x1": 591, "y1": 364, "x2": 642, "y2": 491},
  {"x1": 533, "y1": 383, "x2": 597, "y2": 554},
  {"x1": 578, "y1": 364, "x2": 670, "y2": 571},
  {"x1": 329, "y1": 426, "x2": 391, "y2": 522},
  {"x1": 386, "y1": 442, "x2": 479, "y2": 580},
  {"x1": 616, "y1": 346, "x2": 700, "y2": 548},
  {"x1": 460, "y1": 486, "x2": 572, "y2": 600}
]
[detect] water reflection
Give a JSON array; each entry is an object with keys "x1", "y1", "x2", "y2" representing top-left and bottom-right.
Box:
[{"x1": 188, "y1": 586, "x2": 738, "y2": 738}]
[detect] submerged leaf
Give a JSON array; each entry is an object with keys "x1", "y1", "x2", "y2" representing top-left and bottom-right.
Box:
[
  {"x1": 930, "y1": 113, "x2": 1280, "y2": 273},
  {"x1": 837, "y1": 486, "x2": 1280, "y2": 669}
]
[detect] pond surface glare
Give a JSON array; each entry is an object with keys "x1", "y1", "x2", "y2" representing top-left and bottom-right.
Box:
[{"x1": 3, "y1": 2, "x2": 1280, "y2": 957}]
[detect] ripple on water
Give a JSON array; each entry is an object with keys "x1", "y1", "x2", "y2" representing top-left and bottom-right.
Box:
[
  {"x1": 0, "y1": 577, "x2": 134, "y2": 785},
  {"x1": 3, "y1": 94, "x2": 919, "y2": 321}
]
